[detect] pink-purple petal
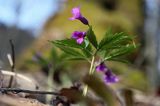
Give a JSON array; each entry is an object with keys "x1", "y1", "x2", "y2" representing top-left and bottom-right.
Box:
[
  {"x1": 96, "y1": 62, "x2": 119, "y2": 84},
  {"x1": 69, "y1": 17, "x2": 76, "y2": 20},
  {"x1": 76, "y1": 38, "x2": 84, "y2": 44},
  {"x1": 71, "y1": 31, "x2": 86, "y2": 44},
  {"x1": 103, "y1": 71, "x2": 119, "y2": 84},
  {"x1": 70, "y1": 7, "x2": 89, "y2": 25},
  {"x1": 72, "y1": 31, "x2": 79, "y2": 39},
  {"x1": 96, "y1": 62, "x2": 108, "y2": 72},
  {"x1": 82, "y1": 32, "x2": 86, "y2": 37},
  {"x1": 72, "y1": 7, "x2": 81, "y2": 18}
]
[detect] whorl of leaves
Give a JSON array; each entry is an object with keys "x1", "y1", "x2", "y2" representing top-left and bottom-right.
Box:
[{"x1": 51, "y1": 27, "x2": 137, "y2": 63}]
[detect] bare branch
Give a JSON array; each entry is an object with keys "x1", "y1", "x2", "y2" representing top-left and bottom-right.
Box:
[
  {"x1": 0, "y1": 88, "x2": 59, "y2": 95},
  {"x1": 0, "y1": 69, "x2": 3, "y2": 88},
  {"x1": 9, "y1": 39, "x2": 15, "y2": 68},
  {"x1": 8, "y1": 40, "x2": 16, "y2": 88}
]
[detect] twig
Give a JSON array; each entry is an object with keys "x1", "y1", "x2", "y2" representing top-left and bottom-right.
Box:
[
  {"x1": 0, "y1": 68, "x2": 3, "y2": 88},
  {"x1": 10, "y1": 40, "x2": 15, "y2": 67},
  {"x1": 8, "y1": 40, "x2": 15, "y2": 88},
  {"x1": 0, "y1": 88, "x2": 60, "y2": 95}
]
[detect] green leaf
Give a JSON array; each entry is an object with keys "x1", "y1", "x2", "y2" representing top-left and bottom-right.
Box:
[
  {"x1": 82, "y1": 39, "x2": 92, "y2": 57},
  {"x1": 65, "y1": 57, "x2": 86, "y2": 61},
  {"x1": 97, "y1": 29, "x2": 137, "y2": 63},
  {"x1": 84, "y1": 39, "x2": 89, "y2": 48},
  {"x1": 82, "y1": 49, "x2": 92, "y2": 58},
  {"x1": 98, "y1": 31, "x2": 132, "y2": 51},
  {"x1": 52, "y1": 39, "x2": 92, "y2": 58},
  {"x1": 51, "y1": 39, "x2": 85, "y2": 49},
  {"x1": 98, "y1": 28, "x2": 112, "y2": 49},
  {"x1": 104, "y1": 44, "x2": 136, "y2": 61},
  {"x1": 106, "y1": 58, "x2": 130, "y2": 63},
  {"x1": 53, "y1": 43, "x2": 84, "y2": 57},
  {"x1": 86, "y1": 26, "x2": 98, "y2": 49}
]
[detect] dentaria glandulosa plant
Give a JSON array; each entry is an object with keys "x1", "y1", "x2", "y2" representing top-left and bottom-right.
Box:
[{"x1": 52, "y1": 7, "x2": 136, "y2": 96}]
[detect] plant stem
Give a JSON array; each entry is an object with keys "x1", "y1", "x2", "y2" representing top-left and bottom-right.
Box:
[
  {"x1": 83, "y1": 56, "x2": 95, "y2": 96},
  {"x1": 89, "y1": 56, "x2": 95, "y2": 75},
  {"x1": 83, "y1": 85, "x2": 88, "y2": 96},
  {"x1": 46, "y1": 66, "x2": 54, "y2": 103}
]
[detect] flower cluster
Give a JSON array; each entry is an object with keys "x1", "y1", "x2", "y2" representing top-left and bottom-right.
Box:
[
  {"x1": 96, "y1": 62, "x2": 119, "y2": 84},
  {"x1": 70, "y1": 7, "x2": 89, "y2": 44}
]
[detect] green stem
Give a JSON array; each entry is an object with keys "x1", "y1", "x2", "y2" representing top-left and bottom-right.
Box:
[
  {"x1": 83, "y1": 85, "x2": 88, "y2": 96},
  {"x1": 89, "y1": 56, "x2": 95, "y2": 75},
  {"x1": 46, "y1": 67, "x2": 54, "y2": 103},
  {"x1": 83, "y1": 56, "x2": 95, "y2": 96},
  {"x1": 91, "y1": 65, "x2": 96, "y2": 74}
]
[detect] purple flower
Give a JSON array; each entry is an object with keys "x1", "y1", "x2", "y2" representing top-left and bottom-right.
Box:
[
  {"x1": 70, "y1": 7, "x2": 89, "y2": 25},
  {"x1": 103, "y1": 70, "x2": 119, "y2": 84},
  {"x1": 96, "y1": 62, "x2": 119, "y2": 84},
  {"x1": 72, "y1": 31, "x2": 86, "y2": 44},
  {"x1": 96, "y1": 62, "x2": 108, "y2": 72}
]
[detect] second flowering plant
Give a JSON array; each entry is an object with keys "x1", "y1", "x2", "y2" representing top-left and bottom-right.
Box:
[{"x1": 52, "y1": 7, "x2": 137, "y2": 96}]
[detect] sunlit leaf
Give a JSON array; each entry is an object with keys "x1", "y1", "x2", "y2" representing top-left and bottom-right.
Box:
[{"x1": 82, "y1": 39, "x2": 92, "y2": 58}]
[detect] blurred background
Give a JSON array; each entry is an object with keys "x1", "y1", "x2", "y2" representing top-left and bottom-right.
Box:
[{"x1": 0, "y1": 0, "x2": 160, "y2": 105}]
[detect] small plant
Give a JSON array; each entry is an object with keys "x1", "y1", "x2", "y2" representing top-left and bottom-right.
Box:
[{"x1": 52, "y1": 6, "x2": 137, "y2": 96}]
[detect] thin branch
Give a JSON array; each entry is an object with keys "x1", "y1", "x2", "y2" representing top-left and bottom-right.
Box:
[
  {"x1": 8, "y1": 40, "x2": 16, "y2": 88},
  {"x1": 0, "y1": 69, "x2": 3, "y2": 88},
  {"x1": 10, "y1": 39, "x2": 15, "y2": 68},
  {"x1": 0, "y1": 88, "x2": 60, "y2": 95}
]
